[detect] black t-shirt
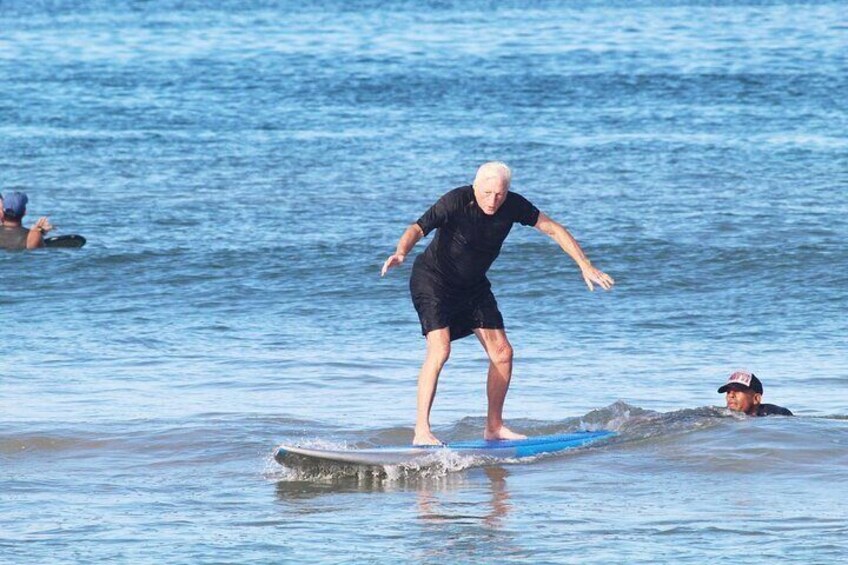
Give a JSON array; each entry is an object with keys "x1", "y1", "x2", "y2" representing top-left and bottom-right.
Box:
[
  {"x1": 755, "y1": 403, "x2": 793, "y2": 417},
  {"x1": 0, "y1": 225, "x2": 29, "y2": 250},
  {"x1": 415, "y1": 185, "x2": 540, "y2": 288}
]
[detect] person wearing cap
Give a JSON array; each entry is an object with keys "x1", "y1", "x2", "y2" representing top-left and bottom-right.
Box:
[
  {"x1": 0, "y1": 191, "x2": 53, "y2": 251},
  {"x1": 718, "y1": 370, "x2": 793, "y2": 417}
]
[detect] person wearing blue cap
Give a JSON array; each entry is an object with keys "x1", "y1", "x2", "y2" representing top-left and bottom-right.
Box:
[
  {"x1": 718, "y1": 370, "x2": 793, "y2": 416},
  {"x1": 0, "y1": 191, "x2": 53, "y2": 250}
]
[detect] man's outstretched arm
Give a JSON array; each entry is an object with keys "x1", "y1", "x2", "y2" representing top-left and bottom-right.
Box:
[
  {"x1": 534, "y1": 212, "x2": 615, "y2": 291},
  {"x1": 381, "y1": 223, "x2": 425, "y2": 276}
]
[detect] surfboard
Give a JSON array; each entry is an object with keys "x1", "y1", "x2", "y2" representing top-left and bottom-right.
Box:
[
  {"x1": 275, "y1": 430, "x2": 615, "y2": 467},
  {"x1": 44, "y1": 234, "x2": 86, "y2": 248}
]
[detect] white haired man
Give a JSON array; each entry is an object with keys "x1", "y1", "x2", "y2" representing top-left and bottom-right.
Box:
[{"x1": 382, "y1": 162, "x2": 614, "y2": 445}]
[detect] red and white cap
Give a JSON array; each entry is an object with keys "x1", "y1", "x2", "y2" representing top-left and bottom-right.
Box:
[{"x1": 717, "y1": 371, "x2": 763, "y2": 394}]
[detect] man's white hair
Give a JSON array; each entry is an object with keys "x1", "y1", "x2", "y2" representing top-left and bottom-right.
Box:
[{"x1": 473, "y1": 161, "x2": 512, "y2": 189}]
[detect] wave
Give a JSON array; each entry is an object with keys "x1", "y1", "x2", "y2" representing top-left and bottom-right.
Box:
[
  {"x1": 4, "y1": 405, "x2": 845, "y2": 486},
  {"x1": 270, "y1": 401, "x2": 848, "y2": 485}
]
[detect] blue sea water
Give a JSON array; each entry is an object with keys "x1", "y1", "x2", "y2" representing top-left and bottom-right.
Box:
[{"x1": 1, "y1": 1, "x2": 847, "y2": 563}]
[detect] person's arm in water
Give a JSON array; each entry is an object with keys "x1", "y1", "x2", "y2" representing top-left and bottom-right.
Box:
[
  {"x1": 26, "y1": 216, "x2": 53, "y2": 250},
  {"x1": 535, "y1": 212, "x2": 614, "y2": 291},
  {"x1": 381, "y1": 223, "x2": 424, "y2": 276}
]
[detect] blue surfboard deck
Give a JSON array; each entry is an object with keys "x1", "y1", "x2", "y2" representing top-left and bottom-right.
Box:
[{"x1": 275, "y1": 430, "x2": 615, "y2": 467}]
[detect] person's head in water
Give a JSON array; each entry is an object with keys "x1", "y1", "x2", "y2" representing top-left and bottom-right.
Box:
[
  {"x1": 1, "y1": 191, "x2": 28, "y2": 224},
  {"x1": 472, "y1": 161, "x2": 511, "y2": 215},
  {"x1": 718, "y1": 370, "x2": 764, "y2": 415}
]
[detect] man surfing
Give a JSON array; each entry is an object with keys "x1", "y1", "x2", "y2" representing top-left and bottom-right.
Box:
[{"x1": 381, "y1": 162, "x2": 615, "y2": 445}]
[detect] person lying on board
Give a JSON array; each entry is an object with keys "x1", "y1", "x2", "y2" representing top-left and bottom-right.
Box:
[
  {"x1": 0, "y1": 191, "x2": 53, "y2": 251},
  {"x1": 381, "y1": 161, "x2": 615, "y2": 445},
  {"x1": 718, "y1": 370, "x2": 793, "y2": 417}
]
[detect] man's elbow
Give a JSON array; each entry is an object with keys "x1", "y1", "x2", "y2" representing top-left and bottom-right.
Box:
[{"x1": 535, "y1": 219, "x2": 559, "y2": 237}]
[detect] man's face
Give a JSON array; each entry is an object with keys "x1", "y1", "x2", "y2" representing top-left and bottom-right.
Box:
[
  {"x1": 725, "y1": 385, "x2": 761, "y2": 415},
  {"x1": 473, "y1": 176, "x2": 508, "y2": 215}
]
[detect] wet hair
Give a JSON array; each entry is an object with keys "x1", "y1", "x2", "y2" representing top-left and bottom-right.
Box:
[
  {"x1": 473, "y1": 161, "x2": 512, "y2": 190},
  {"x1": 1, "y1": 208, "x2": 22, "y2": 221}
]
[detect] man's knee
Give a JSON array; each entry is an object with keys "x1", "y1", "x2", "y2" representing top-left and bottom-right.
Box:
[
  {"x1": 490, "y1": 340, "x2": 513, "y2": 366},
  {"x1": 426, "y1": 331, "x2": 451, "y2": 365},
  {"x1": 427, "y1": 342, "x2": 451, "y2": 366}
]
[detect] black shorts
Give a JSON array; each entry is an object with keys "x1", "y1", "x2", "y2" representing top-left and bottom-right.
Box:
[{"x1": 409, "y1": 264, "x2": 504, "y2": 341}]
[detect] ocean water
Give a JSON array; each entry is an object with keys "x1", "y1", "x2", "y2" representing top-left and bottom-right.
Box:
[{"x1": 2, "y1": 0, "x2": 847, "y2": 562}]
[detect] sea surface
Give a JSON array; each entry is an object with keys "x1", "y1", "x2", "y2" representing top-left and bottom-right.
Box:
[{"x1": 2, "y1": 1, "x2": 847, "y2": 563}]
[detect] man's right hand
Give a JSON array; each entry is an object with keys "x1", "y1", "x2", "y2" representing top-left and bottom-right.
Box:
[
  {"x1": 382, "y1": 224, "x2": 424, "y2": 276},
  {"x1": 381, "y1": 253, "x2": 406, "y2": 277}
]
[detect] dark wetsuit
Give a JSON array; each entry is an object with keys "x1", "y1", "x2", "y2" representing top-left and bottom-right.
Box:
[
  {"x1": 0, "y1": 225, "x2": 29, "y2": 250},
  {"x1": 410, "y1": 185, "x2": 540, "y2": 341},
  {"x1": 754, "y1": 403, "x2": 793, "y2": 416}
]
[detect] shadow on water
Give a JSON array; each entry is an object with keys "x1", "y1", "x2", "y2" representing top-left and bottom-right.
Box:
[{"x1": 273, "y1": 462, "x2": 518, "y2": 545}]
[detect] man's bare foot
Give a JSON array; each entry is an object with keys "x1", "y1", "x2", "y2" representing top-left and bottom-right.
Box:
[
  {"x1": 484, "y1": 425, "x2": 527, "y2": 441},
  {"x1": 413, "y1": 429, "x2": 443, "y2": 446}
]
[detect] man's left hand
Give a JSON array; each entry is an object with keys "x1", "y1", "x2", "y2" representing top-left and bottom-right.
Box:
[
  {"x1": 581, "y1": 266, "x2": 615, "y2": 291},
  {"x1": 33, "y1": 216, "x2": 53, "y2": 234}
]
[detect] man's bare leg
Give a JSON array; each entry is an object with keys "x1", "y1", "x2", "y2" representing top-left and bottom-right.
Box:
[
  {"x1": 474, "y1": 328, "x2": 526, "y2": 441},
  {"x1": 413, "y1": 328, "x2": 451, "y2": 446}
]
